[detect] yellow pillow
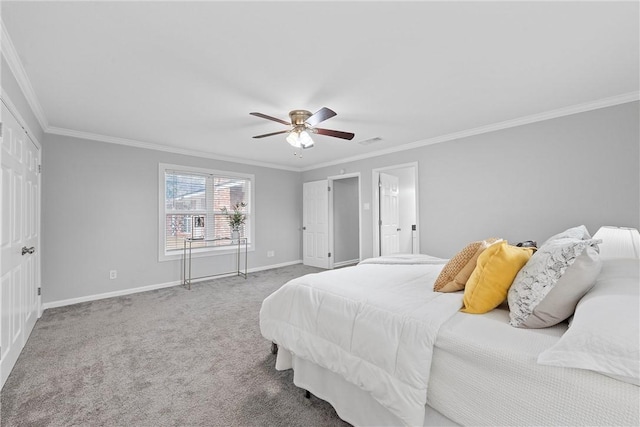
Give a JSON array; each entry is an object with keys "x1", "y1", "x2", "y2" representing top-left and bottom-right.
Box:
[
  {"x1": 462, "y1": 241, "x2": 534, "y2": 314},
  {"x1": 434, "y1": 238, "x2": 499, "y2": 292}
]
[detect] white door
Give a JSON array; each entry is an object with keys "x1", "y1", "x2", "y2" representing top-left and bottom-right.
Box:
[
  {"x1": 1, "y1": 102, "x2": 40, "y2": 388},
  {"x1": 379, "y1": 173, "x2": 400, "y2": 256},
  {"x1": 303, "y1": 180, "x2": 329, "y2": 269}
]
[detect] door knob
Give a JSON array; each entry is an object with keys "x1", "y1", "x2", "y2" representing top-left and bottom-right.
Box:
[
  {"x1": 21, "y1": 246, "x2": 35, "y2": 255},
  {"x1": 302, "y1": 226, "x2": 306, "y2": 230}
]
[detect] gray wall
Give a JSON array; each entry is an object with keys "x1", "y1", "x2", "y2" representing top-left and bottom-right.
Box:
[
  {"x1": 333, "y1": 177, "x2": 359, "y2": 263},
  {"x1": 41, "y1": 134, "x2": 302, "y2": 303},
  {"x1": 304, "y1": 102, "x2": 640, "y2": 259}
]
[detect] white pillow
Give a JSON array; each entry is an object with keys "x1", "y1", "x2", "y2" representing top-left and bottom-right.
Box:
[
  {"x1": 537, "y1": 259, "x2": 640, "y2": 385},
  {"x1": 508, "y1": 238, "x2": 602, "y2": 328}
]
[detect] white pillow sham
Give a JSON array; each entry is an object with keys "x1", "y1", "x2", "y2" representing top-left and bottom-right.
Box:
[{"x1": 537, "y1": 259, "x2": 640, "y2": 386}]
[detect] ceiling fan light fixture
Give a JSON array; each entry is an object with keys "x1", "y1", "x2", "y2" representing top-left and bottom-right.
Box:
[
  {"x1": 286, "y1": 129, "x2": 314, "y2": 149},
  {"x1": 285, "y1": 131, "x2": 301, "y2": 148},
  {"x1": 299, "y1": 130, "x2": 314, "y2": 148}
]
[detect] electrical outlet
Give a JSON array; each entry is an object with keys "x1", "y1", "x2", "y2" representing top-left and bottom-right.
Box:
[
  {"x1": 267, "y1": 250, "x2": 275, "y2": 258},
  {"x1": 109, "y1": 270, "x2": 117, "y2": 280}
]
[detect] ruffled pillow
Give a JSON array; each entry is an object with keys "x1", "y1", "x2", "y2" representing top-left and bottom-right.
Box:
[
  {"x1": 508, "y1": 237, "x2": 602, "y2": 328},
  {"x1": 541, "y1": 224, "x2": 591, "y2": 247}
]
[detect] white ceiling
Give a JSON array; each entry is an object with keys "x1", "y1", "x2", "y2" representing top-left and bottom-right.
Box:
[{"x1": 2, "y1": 1, "x2": 638, "y2": 171}]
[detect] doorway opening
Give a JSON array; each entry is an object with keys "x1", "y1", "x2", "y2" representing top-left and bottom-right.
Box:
[
  {"x1": 328, "y1": 174, "x2": 361, "y2": 268},
  {"x1": 372, "y1": 163, "x2": 418, "y2": 257}
]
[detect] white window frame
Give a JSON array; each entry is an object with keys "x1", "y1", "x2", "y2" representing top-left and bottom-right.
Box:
[{"x1": 158, "y1": 163, "x2": 255, "y2": 262}]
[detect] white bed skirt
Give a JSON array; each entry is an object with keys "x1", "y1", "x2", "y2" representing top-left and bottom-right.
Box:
[{"x1": 276, "y1": 348, "x2": 459, "y2": 427}]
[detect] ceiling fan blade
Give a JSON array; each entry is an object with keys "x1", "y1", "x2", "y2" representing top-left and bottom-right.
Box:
[
  {"x1": 252, "y1": 130, "x2": 290, "y2": 139},
  {"x1": 313, "y1": 128, "x2": 355, "y2": 140},
  {"x1": 305, "y1": 107, "x2": 337, "y2": 127},
  {"x1": 250, "y1": 112, "x2": 291, "y2": 126}
]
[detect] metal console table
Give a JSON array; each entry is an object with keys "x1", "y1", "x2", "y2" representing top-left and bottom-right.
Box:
[{"x1": 182, "y1": 237, "x2": 248, "y2": 290}]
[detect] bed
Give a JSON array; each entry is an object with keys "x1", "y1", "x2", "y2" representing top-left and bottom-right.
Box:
[{"x1": 259, "y1": 226, "x2": 640, "y2": 426}]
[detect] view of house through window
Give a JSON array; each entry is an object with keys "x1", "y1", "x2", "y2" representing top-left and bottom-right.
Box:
[{"x1": 163, "y1": 166, "x2": 252, "y2": 253}]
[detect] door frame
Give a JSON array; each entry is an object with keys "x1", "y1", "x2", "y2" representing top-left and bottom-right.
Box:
[
  {"x1": 372, "y1": 162, "x2": 419, "y2": 257},
  {"x1": 327, "y1": 172, "x2": 361, "y2": 269}
]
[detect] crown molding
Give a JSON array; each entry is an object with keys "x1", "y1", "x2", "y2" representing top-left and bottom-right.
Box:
[
  {"x1": 1, "y1": 19, "x2": 49, "y2": 132},
  {"x1": 301, "y1": 91, "x2": 640, "y2": 171},
  {"x1": 46, "y1": 126, "x2": 301, "y2": 172}
]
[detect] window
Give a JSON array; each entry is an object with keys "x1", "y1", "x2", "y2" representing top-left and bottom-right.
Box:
[{"x1": 159, "y1": 164, "x2": 253, "y2": 260}]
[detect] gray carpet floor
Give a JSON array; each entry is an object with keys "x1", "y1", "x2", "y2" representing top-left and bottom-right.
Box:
[{"x1": 0, "y1": 264, "x2": 351, "y2": 427}]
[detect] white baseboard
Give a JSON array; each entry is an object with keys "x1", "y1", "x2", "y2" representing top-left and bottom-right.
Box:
[
  {"x1": 42, "y1": 260, "x2": 302, "y2": 311},
  {"x1": 42, "y1": 280, "x2": 181, "y2": 310},
  {"x1": 248, "y1": 259, "x2": 302, "y2": 272}
]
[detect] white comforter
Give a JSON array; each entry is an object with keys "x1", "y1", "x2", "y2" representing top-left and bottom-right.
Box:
[{"x1": 259, "y1": 255, "x2": 463, "y2": 426}]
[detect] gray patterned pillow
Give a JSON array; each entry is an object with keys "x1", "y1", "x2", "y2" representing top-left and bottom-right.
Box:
[
  {"x1": 541, "y1": 224, "x2": 591, "y2": 247},
  {"x1": 508, "y1": 237, "x2": 602, "y2": 328}
]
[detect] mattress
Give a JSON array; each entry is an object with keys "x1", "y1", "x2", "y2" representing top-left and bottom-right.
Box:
[{"x1": 428, "y1": 306, "x2": 640, "y2": 426}]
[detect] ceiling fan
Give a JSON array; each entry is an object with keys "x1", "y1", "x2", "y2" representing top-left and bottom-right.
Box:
[{"x1": 250, "y1": 107, "x2": 355, "y2": 149}]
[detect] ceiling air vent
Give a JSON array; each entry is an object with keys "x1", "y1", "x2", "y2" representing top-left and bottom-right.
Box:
[{"x1": 357, "y1": 137, "x2": 382, "y2": 146}]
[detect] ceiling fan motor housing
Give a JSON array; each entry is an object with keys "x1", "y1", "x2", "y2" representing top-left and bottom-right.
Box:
[{"x1": 289, "y1": 110, "x2": 313, "y2": 126}]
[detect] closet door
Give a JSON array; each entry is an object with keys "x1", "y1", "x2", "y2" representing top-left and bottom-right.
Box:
[{"x1": 1, "y1": 102, "x2": 40, "y2": 389}]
